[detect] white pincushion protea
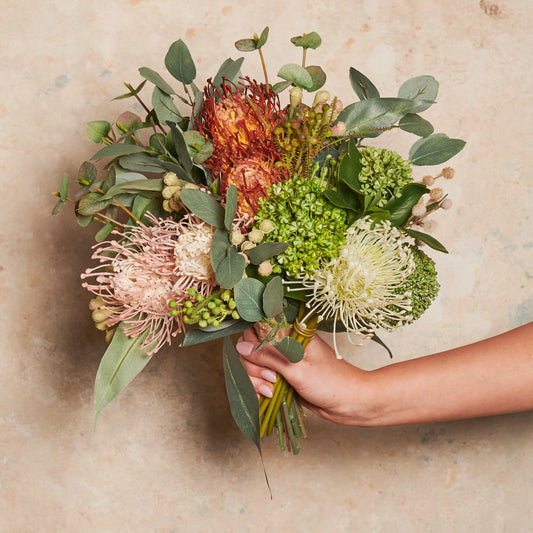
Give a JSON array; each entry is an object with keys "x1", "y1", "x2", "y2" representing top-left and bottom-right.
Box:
[{"x1": 300, "y1": 216, "x2": 415, "y2": 339}]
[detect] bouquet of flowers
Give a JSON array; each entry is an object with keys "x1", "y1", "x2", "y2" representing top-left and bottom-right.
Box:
[{"x1": 53, "y1": 28, "x2": 464, "y2": 456}]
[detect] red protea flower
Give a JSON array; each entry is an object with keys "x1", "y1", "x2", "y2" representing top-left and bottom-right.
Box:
[{"x1": 198, "y1": 78, "x2": 289, "y2": 218}]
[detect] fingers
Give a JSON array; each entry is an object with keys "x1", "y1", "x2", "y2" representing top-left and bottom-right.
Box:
[{"x1": 237, "y1": 336, "x2": 293, "y2": 375}]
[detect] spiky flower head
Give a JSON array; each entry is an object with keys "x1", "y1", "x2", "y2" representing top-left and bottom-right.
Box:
[
  {"x1": 198, "y1": 78, "x2": 289, "y2": 217},
  {"x1": 359, "y1": 147, "x2": 413, "y2": 206},
  {"x1": 81, "y1": 214, "x2": 216, "y2": 354},
  {"x1": 300, "y1": 217, "x2": 415, "y2": 335}
]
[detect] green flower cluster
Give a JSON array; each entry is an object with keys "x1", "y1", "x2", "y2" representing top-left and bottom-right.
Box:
[
  {"x1": 255, "y1": 170, "x2": 347, "y2": 276},
  {"x1": 359, "y1": 147, "x2": 413, "y2": 206},
  {"x1": 402, "y1": 246, "x2": 440, "y2": 321},
  {"x1": 169, "y1": 288, "x2": 240, "y2": 328}
]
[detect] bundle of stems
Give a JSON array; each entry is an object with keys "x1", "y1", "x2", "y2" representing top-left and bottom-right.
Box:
[{"x1": 258, "y1": 303, "x2": 318, "y2": 453}]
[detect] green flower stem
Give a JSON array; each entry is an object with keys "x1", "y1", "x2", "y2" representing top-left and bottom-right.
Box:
[
  {"x1": 282, "y1": 401, "x2": 300, "y2": 454},
  {"x1": 266, "y1": 379, "x2": 288, "y2": 436},
  {"x1": 258, "y1": 48, "x2": 269, "y2": 88},
  {"x1": 276, "y1": 410, "x2": 285, "y2": 451},
  {"x1": 260, "y1": 375, "x2": 285, "y2": 437}
]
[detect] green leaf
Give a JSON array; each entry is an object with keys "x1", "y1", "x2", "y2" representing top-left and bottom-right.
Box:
[
  {"x1": 180, "y1": 188, "x2": 225, "y2": 228},
  {"x1": 112, "y1": 80, "x2": 146, "y2": 100},
  {"x1": 404, "y1": 228, "x2": 448, "y2": 253},
  {"x1": 409, "y1": 134, "x2": 466, "y2": 166},
  {"x1": 95, "y1": 221, "x2": 114, "y2": 242},
  {"x1": 78, "y1": 161, "x2": 98, "y2": 186},
  {"x1": 168, "y1": 122, "x2": 193, "y2": 172},
  {"x1": 273, "y1": 336, "x2": 304, "y2": 363},
  {"x1": 235, "y1": 38, "x2": 257, "y2": 52},
  {"x1": 149, "y1": 133, "x2": 166, "y2": 152},
  {"x1": 349, "y1": 67, "x2": 380, "y2": 100},
  {"x1": 290, "y1": 32, "x2": 322, "y2": 49},
  {"x1": 59, "y1": 174, "x2": 69, "y2": 201},
  {"x1": 212, "y1": 57, "x2": 245, "y2": 89},
  {"x1": 215, "y1": 247, "x2": 246, "y2": 289},
  {"x1": 224, "y1": 184, "x2": 238, "y2": 230},
  {"x1": 244, "y1": 242, "x2": 289, "y2": 265},
  {"x1": 101, "y1": 166, "x2": 116, "y2": 193},
  {"x1": 132, "y1": 195, "x2": 160, "y2": 223},
  {"x1": 77, "y1": 192, "x2": 114, "y2": 216},
  {"x1": 91, "y1": 143, "x2": 145, "y2": 161},
  {"x1": 138, "y1": 67, "x2": 175, "y2": 95},
  {"x1": 338, "y1": 140, "x2": 363, "y2": 193},
  {"x1": 337, "y1": 98, "x2": 417, "y2": 137},
  {"x1": 323, "y1": 189, "x2": 360, "y2": 212},
  {"x1": 222, "y1": 337, "x2": 262, "y2": 452},
  {"x1": 272, "y1": 80, "x2": 293, "y2": 93},
  {"x1": 94, "y1": 323, "x2": 154, "y2": 425},
  {"x1": 116, "y1": 111, "x2": 142, "y2": 132},
  {"x1": 277, "y1": 63, "x2": 313, "y2": 91},
  {"x1": 305, "y1": 65, "x2": 326, "y2": 91},
  {"x1": 182, "y1": 130, "x2": 211, "y2": 164},
  {"x1": 152, "y1": 87, "x2": 182, "y2": 125},
  {"x1": 210, "y1": 229, "x2": 231, "y2": 270},
  {"x1": 263, "y1": 276, "x2": 284, "y2": 318},
  {"x1": 383, "y1": 183, "x2": 429, "y2": 227},
  {"x1": 256, "y1": 26, "x2": 269, "y2": 48},
  {"x1": 86, "y1": 120, "x2": 111, "y2": 143},
  {"x1": 119, "y1": 153, "x2": 166, "y2": 173},
  {"x1": 76, "y1": 212, "x2": 94, "y2": 227},
  {"x1": 182, "y1": 320, "x2": 252, "y2": 346},
  {"x1": 51, "y1": 199, "x2": 65, "y2": 215},
  {"x1": 398, "y1": 75, "x2": 439, "y2": 113},
  {"x1": 399, "y1": 113, "x2": 434, "y2": 137},
  {"x1": 234, "y1": 278, "x2": 265, "y2": 322},
  {"x1": 165, "y1": 39, "x2": 196, "y2": 85}
]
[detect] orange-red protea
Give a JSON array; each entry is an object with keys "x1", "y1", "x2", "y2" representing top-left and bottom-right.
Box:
[{"x1": 198, "y1": 78, "x2": 289, "y2": 218}]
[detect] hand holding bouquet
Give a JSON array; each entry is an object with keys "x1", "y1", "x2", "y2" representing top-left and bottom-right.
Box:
[{"x1": 53, "y1": 28, "x2": 464, "y2": 456}]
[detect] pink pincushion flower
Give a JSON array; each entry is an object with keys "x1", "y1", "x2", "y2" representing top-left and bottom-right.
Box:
[{"x1": 81, "y1": 214, "x2": 217, "y2": 354}]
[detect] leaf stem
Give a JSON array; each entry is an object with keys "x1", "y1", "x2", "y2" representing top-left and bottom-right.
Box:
[
  {"x1": 258, "y1": 48, "x2": 269, "y2": 87},
  {"x1": 127, "y1": 83, "x2": 167, "y2": 136},
  {"x1": 302, "y1": 48, "x2": 307, "y2": 68},
  {"x1": 90, "y1": 184, "x2": 142, "y2": 225}
]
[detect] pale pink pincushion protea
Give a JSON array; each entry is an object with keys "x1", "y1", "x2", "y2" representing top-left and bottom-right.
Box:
[{"x1": 81, "y1": 214, "x2": 217, "y2": 354}]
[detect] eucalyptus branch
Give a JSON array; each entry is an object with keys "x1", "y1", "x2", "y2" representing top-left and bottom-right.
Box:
[
  {"x1": 302, "y1": 48, "x2": 307, "y2": 68},
  {"x1": 258, "y1": 48, "x2": 269, "y2": 87},
  {"x1": 90, "y1": 184, "x2": 142, "y2": 224},
  {"x1": 182, "y1": 83, "x2": 194, "y2": 106}
]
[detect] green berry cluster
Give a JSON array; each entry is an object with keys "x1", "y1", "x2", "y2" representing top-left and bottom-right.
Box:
[
  {"x1": 169, "y1": 288, "x2": 240, "y2": 328},
  {"x1": 359, "y1": 147, "x2": 413, "y2": 207},
  {"x1": 254, "y1": 167, "x2": 347, "y2": 276}
]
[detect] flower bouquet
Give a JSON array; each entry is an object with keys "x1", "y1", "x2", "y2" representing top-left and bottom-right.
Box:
[{"x1": 53, "y1": 28, "x2": 464, "y2": 456}]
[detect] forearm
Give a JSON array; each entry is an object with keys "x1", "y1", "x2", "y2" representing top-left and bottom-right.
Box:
[{"x1": 356, "y1": 323, "x2": 533, "y2": 427}]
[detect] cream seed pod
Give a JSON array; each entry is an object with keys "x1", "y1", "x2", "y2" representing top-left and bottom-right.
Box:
[
  {"x1": 442, "y1": 167, "x2": 455, "y2": 179},
  {"x1": 240, "y1": 241, "x2": 257, "y2": 252},
  {"x1": 163, "y1": 172, "x2": 180, "y2": 186},
  {"x1": 231, "y1": 230, "x2": 245, "y2": 246},
  {"x1": 411, "y1": 202, "x2": 426, "y2": 218},
  {"x1": 422, "y1": 175, "x2": 435, "y2": 186},
  {"x1": 247, "y1": 228, "x2": 264, "y2": 243},
  {"x1": 430, "y1": 187, "x2": 444, "y2": 201},
  {"x1": 312, "y1": 90, "x2": 330, "y2": 107},
  {"x1": 239, "y1": 251, "x2": 251, "y2": 266},
  {"x1": 258, "y1": 219, "x2": 274, "y2": 234},
  {"x1": 258, "y1": 261, "x2": 273, "y2": 277},
  {"x1": 441, "y1": 198, "x2": 453, "y2": 210}
]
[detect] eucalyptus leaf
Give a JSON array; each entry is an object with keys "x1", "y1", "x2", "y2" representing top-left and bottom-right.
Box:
[
  {"x1": 222, "y1": 337, "x2": 262, "y2": 452},
  {"x1": 235, "y1": 38, "x2": 257, "y2": 52},
  {"x1": 224, "y1": 184, "x2": 238, "y2": 230},
  {"x1": 152, "y1": 87, "x2": 182, "y2": 125},
  {"x1": 234, "y1": 278, "x2": 265, "y2": 322},
  {"x1": 383, "y1": 183, "x2": 429, "y2": 227},
  {"x1": 91, "y1": 143, "x2": 145, "y2": 161},
  {"x1": 305, "y1": 65, "x2": 326, "y2": 91},
  {"x1": 274, "y1": 336, "x2": 304, "y2": 363},
  {"x1": 180, "y1": 188, "x2": 225, "y2": 228},
  {"x1": 215, "y1": 247, "x2": 246, "y2": 289},
  {"x1": 337, "y1": 98, "x2": 417, "y2": 137},
  {"x1": 132, "y1": 195, "x2": 160, "y2": 223},
  {"x1": 101, "y1": 166, "x2": 116, "y2": 193},
  {"x1": 51, "y1": 199, "x2": 65, "y2": 215},
  {"x1": 399, "y1": 113, "x2": 434, "y2": 137},
  {"x1": 257, "y1": 27, "x2": 269, "y2": 48},
  {"x1": 168, "y1": 122, "x2": 193, "y2": 172},
  {"x1": 112, "y1": 80, "x2": 146, "y2": 100},
  {"x1": 94, "y1": 323, "x2": 153, "y2": 425},
  {"x1": 76, "y1": 212, "x2": 94, "y2": 227},
  {"x1": 272, "y1": 80, "x2": 293, "y2": 93},
  {"x1": 78, "y1": 192, "x2": 114, "y2": 216},
  {"x1": 349, "y1": 67, "x2": 380, "y2": 100},
  {"x1": 244, "y1": 242, "x2": 289, "y2": 265},
  {"x1": 290, "y1": 32, "x2": 322, "y2": 49},
  {"x1": 149, "y1": 133, "x2": 166, "y2": 152},
  {"x1": 277, "y1": 64, "x2": 313, "y2": 90},
  {"x1": 210, "y1": 229, "x2": 231, "y2": 270},
  {"x1": 182, "y1": 320, "x2": 252, "y2": 346},
  {"x1": 86, "y1": 120, "x2": 111, "y2": 143},
  {"x1": 101, "y1": 177, "x2": 162, "y2": 200},
  {"x1": 59, "y1": 174, "x2": 69, "y2": 201},
  {"x1": 263, "y1": 276, "x2": 284, "y2": 318},
  {"x1": 138, "y1": 67, "x2": 175, "y2": 95},
  {"x1": 95, "y1": 221, "x2": 115, "y2": 242},
  {"x1": 212, "y1": 57, "x2": 245, "y2": 90},
  {"x1": 409, "y1": 134, "x2": 466, "y2": 166},
  {"x1": 165, "y1": 39, "x2": 196, "y2": 85},
  {"x1": 119, "y1": 153, "x2": 166, "y2": 173},
  {"x1": 78, "y1": 161, "x2": 98, "y2": 186},
  {"x1": 404, "y1": 228, "x2": 448, "y2": 253},
  {"x1": 398, "y1": 75, "x2": 439, "y2": 113}
]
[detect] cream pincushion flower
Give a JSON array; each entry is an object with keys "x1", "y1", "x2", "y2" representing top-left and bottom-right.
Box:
[{"x1": 301, "y1": 216, "x2": 415, "y2": 336}]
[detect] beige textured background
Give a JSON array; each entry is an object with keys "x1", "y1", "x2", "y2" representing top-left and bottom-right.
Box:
[{"x1": 1, "y1": 1, "x2": 532, "y2": 531}]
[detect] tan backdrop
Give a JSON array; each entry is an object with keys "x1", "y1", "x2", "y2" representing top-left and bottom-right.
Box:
[{"x1": 1, "y1": 0, "x2": 532, "y2": 531}]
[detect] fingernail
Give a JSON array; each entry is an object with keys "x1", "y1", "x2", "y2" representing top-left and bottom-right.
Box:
[
  {"x1": 261, "y1": 369, "x2": 277, "y2": 383},
  {"x1": 258, "y1": 385, "x2": 273, "y2": 398},
  {"x1": 236, "y1": 341, "x2": 254, "y2": 356}
]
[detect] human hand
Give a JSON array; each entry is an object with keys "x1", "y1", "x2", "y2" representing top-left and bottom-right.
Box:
[{"x1": 236, "y1": 328, "x2": 372, "y2": 426}]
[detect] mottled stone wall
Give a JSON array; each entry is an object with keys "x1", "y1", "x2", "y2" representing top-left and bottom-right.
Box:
[{"x1": 1, "y1": 1, "x2": 532, "y2": 531}]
